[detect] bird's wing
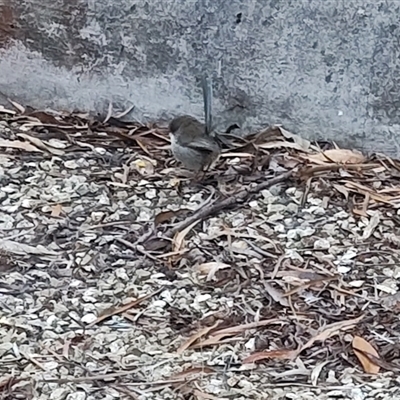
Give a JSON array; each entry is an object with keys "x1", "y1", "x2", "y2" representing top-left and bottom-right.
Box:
[{"x1": 186, "y1": 135, "x2": 220, "y2": 154}]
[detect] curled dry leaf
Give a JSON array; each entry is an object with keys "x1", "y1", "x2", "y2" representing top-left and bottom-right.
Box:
[
  {"x1": 190, "y1": 333, "x2": 239, "y2": 349},
  {"x1": 211, "y1": 318, "x2": 283, "y2": 337},
  {"x1": 0, "y1": 239, "x2": 58, "y2": 256},
  {"x1": 170, "y1": 366, "x2": 216, "y2": 380},
  {"x1": 192, "y1": 389, "x2": 226, "y2": 400},
  {"x1": 220, "y1": 152, "x2": 255, "y2": 158},
  {"x1": 131, "y1": 158, "x2": 155, "y2": 176},
  {"x1": 86, "y1": 289, "x2": 162, "y2": 328},
  {"x1": 190, "y1": 318, "x2": 286, "y2": 352},
  {"x1": 344, "y1": 181, "x2": 393, "y2": 204},
  {"x1": 8, "y1": 98, "x2": 25, "y2": 113},
  {"x1": 263, "y1": 282, "x2": 289, "y2": 307},
  {"x1": 50, "y1": 204, "x2": 63, "y2": 217},
  {"x1": 17, "y1": 133, "x2": 65, "y2": 155},
  {"x1": 300, "y1": 315, "x2": 364, "y2": 354},
  {"x1": 362, "y1": 212, "x2": 380, "y2": 240},
  {"x1": 172, "y1": 219, "x2": 201, "y2": 253},
  {"x1": 278, "y1": 126, "x2": 312, "y2": 152},
  {"x1": 0, "y1": 105, "x2": 16, "y2": 115},
  {"x1": 25, "y1": 111, "x2": 70, "y2": 126},
  {"x1": 352, "y1": 336, "x2": 380, "y2": 374},
  {"x1": 258, "y1": 141, "x2": 309, "y2": 152},
  {"x1": 333, "y1": 184, "x2": 349, "y2": 200},
  {"x1": 154, "y1": 209, "x2": 188, "y2": 226},
  {"x1": 0, "y1": 139, "x2": 42, "y2": 153},
  {"x1": 177, "y1": 321, "x2": 220, "y2": 354},
  {"x1": 311, "y1": 360, "x2": 330, "y2": 386},
  {"x1": 306, "y1": 149, "x2": 365, "y2": 165},
  {"x1": 196, "y1": 262, "x2": 231, "y2": 281},
  {"x1": 242, "y1": 349, "x2": 299, "y2": 364}
]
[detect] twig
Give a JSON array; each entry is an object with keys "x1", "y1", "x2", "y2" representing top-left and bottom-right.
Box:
[
  {"x1": 86, "y1": 288, "x2": 163, "y2": 328},
  {"x1": 41, "y1": 371, "x2": 137, "y2": 383},
  {"x1": 167, "y1": 170, "x2": 293, "y2": 236},
  {"x1": 116, "y1": 237, "x2": 159, "y2": 261}
]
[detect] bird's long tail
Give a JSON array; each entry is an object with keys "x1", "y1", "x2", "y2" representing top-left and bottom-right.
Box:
[{"x1": 202, "y1": 75, "x2": 213, "y2": 136}]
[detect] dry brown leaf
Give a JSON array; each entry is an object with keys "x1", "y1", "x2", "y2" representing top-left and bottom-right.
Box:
[
  {"x1": 243, "y1": 349, "x2": 298, "y2": 364},
  {"x1": 170, "y1": 366, "x2": 216, "y2": 380},
  {"x1": 50, "y1": 204, "x2": 63, "y2": 217},
  {"x1": 362, "y1": 212, "x2": 380, "y2": 240},
  {"x1": 343, "y1": 181, "x2": 393, "y2": 204},
  {"x1": 280, "y1": 155, "x2": 301, "y2": 169},
  {"x1": 0, "y1": 138, "x2": 42, "y2": 153},
  {"x1": 114, "y1": 104, "x2": 135, "y2": 119},
  {"x1": 103, "y1": 102, "x2": 113, "y2": 123},
  {"x1": 177, "y1": 321, "x2": 220, "y2": 354},
  {"x1": 0, "y1": 105, "x2": 16, "y2": 115},
  {"x1": 86, "y1": 289, "x2": 162, "y2": 328},
  {"x1": 8, "y1": 98, "x2": 25, "y2": 113},
  {"x1": 0, "y1": 239, "x2": 57, "y2": 256},
  {"x1": 258, "y1": 141, "x2": 308, "y2": 152},
  {"x1": 264, "y1": 282, "x2": 289, "y2": 307},
  {"x1": 283, "y1": 275, "x2": 339, "y2": 297},
  {"x1": 17, "y1": 133, "x2": 65, "y2": 156},
  {"x1": 211, "y1": 318, "x2": 283, "y2": 337},
  {"x1": 220, "y1": 152, "x2": 255, "y2": 158},
  {"x1": 0, "y1": 377, "x2": 23, "y2": 391},
  {"x1": 62, "y1": 340, "x2": 70, "y2": 359},
  {"x1": 381, "y1": 291, "x2": 400, "y2": 309},
  {"x1": 190, "y1": 333, "x2": 238, "y2": 349},
  {"x1": 299, "y1": 315, "x2": 364, "y2": 354},
  {"x1": 154, "y1": 210, "x2": 188, "y2": 226},
  {"x1": 135, "y1": 138, "x2": 152, "y2": 156},
  {"x1": 172, "y1": 219, "x2": 201, "y2": 253},
  {"x1": 278, "y1": 126, "x2": 312, "y2": 151},
  {"x1": 353, "y1": 192, "x2": 370, "y2": 217},
  {"x1": 192, "y1": 389, "x2": 227, "y2": 400},
  {"x1": 131, "y1": 158, "x2": 155, "y2": 176},
  {"x1": 301, "y1": 163, "x2": 379, "y2": 177},
  {"x1": 306, "y1": 149, "x2": 365, "y2": 164},
  {"x1": 379, "y1": 187, "x2": 400, "y2": 195},
  {"x1": 26, "y1": 111, "x2": 68, "y2": 125},
  {"x1": 333, "y1": 184, "x2": 349, "y2": 200},
  {"x1": 352, "y1": 336, "x2": 380, "y2": 374},
  {"x1": 311, "y1": 360, "x2": 330, "y2": 386},
  {"x1": 196, "y1": 262, "x2": 231, "y2": 281}
]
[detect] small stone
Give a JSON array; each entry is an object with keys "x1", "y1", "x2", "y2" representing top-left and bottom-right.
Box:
[
  {"x1": 287, "y1": 229, "x2": 299, "y2": 240},
  {"x1": 313, "y1": 238, "x2": 330, "y2": 250},
  {"x1": 299, "y1": 226, "x2": 315, "y2": 237},
  {"x1": 286, "y1": 203, "x2": 298, "y2": 213},
  {"x1": 67, "y1": 392, "x2": 87, "y2": 400},
  {"x1": 51, "y1": 388, "x2": 69, "y2": 399},
  {"x1": 145, "y1": 189, "x2": 157, "y2": 199},
  {"x1": 81, "y1": 313, "x2": 97, "y2": 324},
  {"x1": 64, "y1": 160, "x2": 78, "y2": 169},
  {"x1": 348, "y1": 280, "x2": 364, "y2": 288},
  {"x1": 377, "y1": 279, "x2": 398, "y2": 295}
]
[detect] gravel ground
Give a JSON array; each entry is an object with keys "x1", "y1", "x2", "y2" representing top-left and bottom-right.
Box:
[{"x1": 1, "y1": 105, "x2": 400, "y2": 399}]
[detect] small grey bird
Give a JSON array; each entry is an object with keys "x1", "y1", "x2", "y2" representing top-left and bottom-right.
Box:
[{"x1": 169, "y1": 76, "x2": 220, "y2": 172}]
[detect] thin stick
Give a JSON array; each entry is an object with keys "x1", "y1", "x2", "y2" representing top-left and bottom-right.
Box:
[{"x1": 168, "y1": 170, "x2": 293, "y2": 236}]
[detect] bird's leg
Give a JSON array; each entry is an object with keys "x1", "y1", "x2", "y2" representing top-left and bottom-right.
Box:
[
  {"x1": 197, "y1": 162, "x2": 212, "y2": 182},
  {"x1": 192, "y1": 170, "x2": 204, "y2": 182},
  {"x1": 190, "y1": 164, "x2": 209, "y2": 185}
]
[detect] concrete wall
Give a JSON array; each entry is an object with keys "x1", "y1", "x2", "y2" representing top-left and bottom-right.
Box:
[{"x1": 1, "y1": 0, "x2": 400, "y2": 156}]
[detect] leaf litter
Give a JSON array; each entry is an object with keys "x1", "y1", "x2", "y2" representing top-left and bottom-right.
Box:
[{"x1": 0, "y1": 107, "x2": 400, "y2": 399}]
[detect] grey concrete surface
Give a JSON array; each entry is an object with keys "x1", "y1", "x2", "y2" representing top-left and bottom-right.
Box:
[{"x1": 1, "y1": 0, "x2": 400, "y2": 156}]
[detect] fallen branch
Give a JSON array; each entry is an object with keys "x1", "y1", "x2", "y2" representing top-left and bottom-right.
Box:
[{"x1": 166, "y1": 170, "x2": 293, "y2": 237}]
